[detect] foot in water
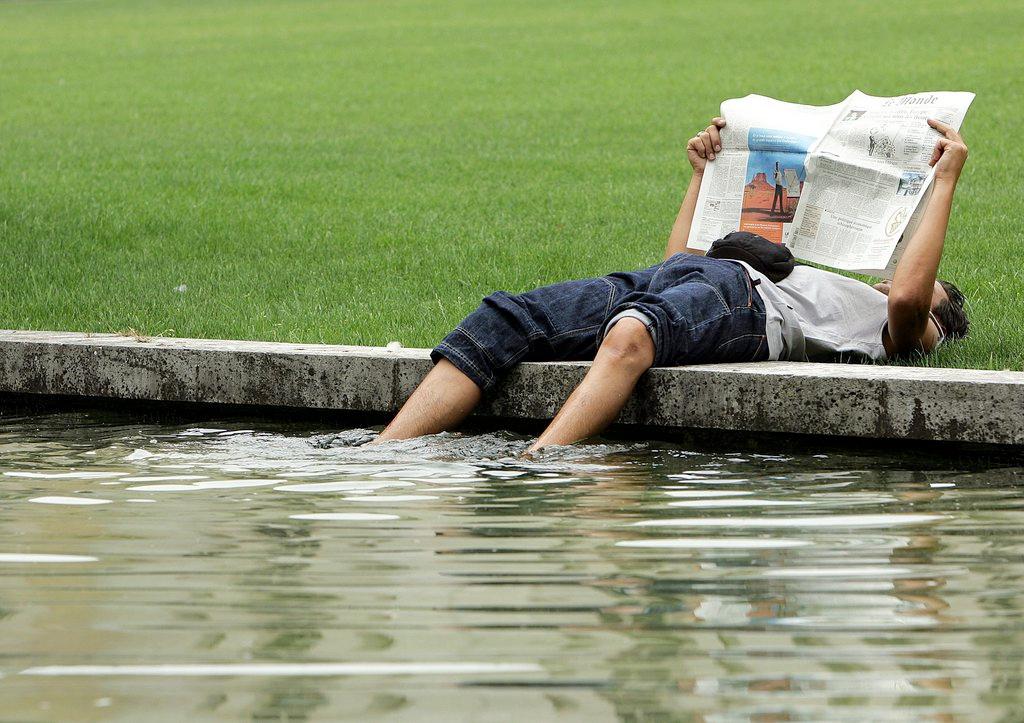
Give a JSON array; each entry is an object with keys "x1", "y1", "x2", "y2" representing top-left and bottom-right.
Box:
[{"x1": 309, "y1": 429, "x2": 379, "y2": 448}]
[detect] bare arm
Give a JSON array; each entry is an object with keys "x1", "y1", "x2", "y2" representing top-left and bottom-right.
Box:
[
  {"x1": 664, "y1": 172, "x2": 707, "y2": 259},
  {"x1": 885, "y1": 119, "x2": 969, "y2": 355},
  {"x1": 664, "y1": 117, "x2": 726, "y2": 260}
]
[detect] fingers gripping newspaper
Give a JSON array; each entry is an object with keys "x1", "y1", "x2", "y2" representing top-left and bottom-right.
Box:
[{"x1": 687, "y1": 90, "x2": 974, "y2": 276}]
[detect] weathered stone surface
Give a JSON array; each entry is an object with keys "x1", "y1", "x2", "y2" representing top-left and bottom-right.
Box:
[{"x1": 1, "y1": 330, "x2": 1022, "y2": 446}]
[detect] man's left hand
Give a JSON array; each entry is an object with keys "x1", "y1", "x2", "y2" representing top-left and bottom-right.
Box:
[{"x1": 686, "y1": 118, "x2": 726, "y2": 174}]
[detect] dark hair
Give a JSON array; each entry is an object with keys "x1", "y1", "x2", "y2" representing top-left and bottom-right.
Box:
[{"x1": 935, "y1": 280, "x2": 969, "y2": 340}]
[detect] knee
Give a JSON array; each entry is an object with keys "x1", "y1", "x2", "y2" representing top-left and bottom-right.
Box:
[{"x1": 599, "y1": 318, "x2": 655, "y2": 372}]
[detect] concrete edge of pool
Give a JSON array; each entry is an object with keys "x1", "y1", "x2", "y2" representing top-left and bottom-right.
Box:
[{"x1": 0, "y1": 329, "x2": 1021, "y2": 447}]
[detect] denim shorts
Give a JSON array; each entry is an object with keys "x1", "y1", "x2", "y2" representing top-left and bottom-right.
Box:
[{"x1": 432, "y1": 254, "x2": 768, "y2": 390}]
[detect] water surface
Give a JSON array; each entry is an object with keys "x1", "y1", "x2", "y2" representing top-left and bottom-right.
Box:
[{"x1": 1, "y1": 409, "x2": 1023, "y2": 720}]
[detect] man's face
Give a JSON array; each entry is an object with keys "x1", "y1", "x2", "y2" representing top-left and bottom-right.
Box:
[{"x1": 873, "y1": 280, "x2": 950, "y2": 312}]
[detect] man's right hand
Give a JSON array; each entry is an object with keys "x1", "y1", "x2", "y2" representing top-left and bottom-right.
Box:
[
  {"x1": 686, "y1": 117, "x2": 726, "y2": 174},
  {"x1": 928, "y1": 118, "x2": 969, "y2": 184}
]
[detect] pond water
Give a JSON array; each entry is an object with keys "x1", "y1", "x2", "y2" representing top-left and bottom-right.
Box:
[{"x1": 1, "y1": 409, "x2": 1023, "y2": 720}]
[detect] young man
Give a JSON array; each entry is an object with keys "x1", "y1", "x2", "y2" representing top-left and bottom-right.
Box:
[{"x1": 371, "y1": 117, "x2": 970, "y2": 452}]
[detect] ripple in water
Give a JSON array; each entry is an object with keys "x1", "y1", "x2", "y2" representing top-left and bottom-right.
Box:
[{"x1": 0, "y1": 410, "x2": 1022, "y2": 720}]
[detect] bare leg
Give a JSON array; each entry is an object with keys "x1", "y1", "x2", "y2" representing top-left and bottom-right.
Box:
[
  {"x1": 526, "y1": 318, "x2": 654, "y2": 453},
  {"x1": 371, "y1": 358, "x2": 482, "y2": 443}
]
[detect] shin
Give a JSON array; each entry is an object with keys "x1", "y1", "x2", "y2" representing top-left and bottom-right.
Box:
[
  {"x1": 527, "y1": 318, "x2": 654, "y2": 453},
  {"x1": 372, "y1": 359, "x2": 482, "y2": 443}
]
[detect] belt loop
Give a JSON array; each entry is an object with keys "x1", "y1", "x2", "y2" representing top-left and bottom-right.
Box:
[{"x1": 741, "y1": 266, "x2": 759, "y2": 307}]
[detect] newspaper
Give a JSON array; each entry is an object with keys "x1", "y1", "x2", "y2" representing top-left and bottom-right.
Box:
[{"x1": 687, "y1": 90, "x2": 974, "y2": 276}]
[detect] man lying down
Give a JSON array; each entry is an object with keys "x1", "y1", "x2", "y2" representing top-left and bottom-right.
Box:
[{"x1": 369, "y1": 116, "x2": 970, "y2": 453}]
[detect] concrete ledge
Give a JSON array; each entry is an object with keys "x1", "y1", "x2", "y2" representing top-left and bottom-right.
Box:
[{"x1": 0, "y1": 330, "x2": 1021, "y2": 446}]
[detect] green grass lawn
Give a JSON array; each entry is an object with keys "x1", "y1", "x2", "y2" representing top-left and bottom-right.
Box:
[{"x1": 1, "y1": 0, "x2": 1021, "y2": 369}]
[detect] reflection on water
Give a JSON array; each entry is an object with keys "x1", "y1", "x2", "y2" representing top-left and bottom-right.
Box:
[{"x1": 1, "y1": 409, "x2": 1023, "y2": 720}]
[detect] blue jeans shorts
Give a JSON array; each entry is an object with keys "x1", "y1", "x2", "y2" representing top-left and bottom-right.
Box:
[{"x1": 432, "y1": 254, "x2": 768, "y2": 390}]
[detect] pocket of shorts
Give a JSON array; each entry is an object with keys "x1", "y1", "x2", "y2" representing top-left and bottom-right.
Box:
[
  {"x1": 712, "y1": 333, "x2": 765, "y2": 362},
  {"x1": 681, "y1": 281, "x2": 732, "y2": 329}
]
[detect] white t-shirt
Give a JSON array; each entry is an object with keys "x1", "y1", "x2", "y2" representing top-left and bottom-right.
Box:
[{"x1": 732, "y1": 260, "x2": 889, "y2": 362}]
